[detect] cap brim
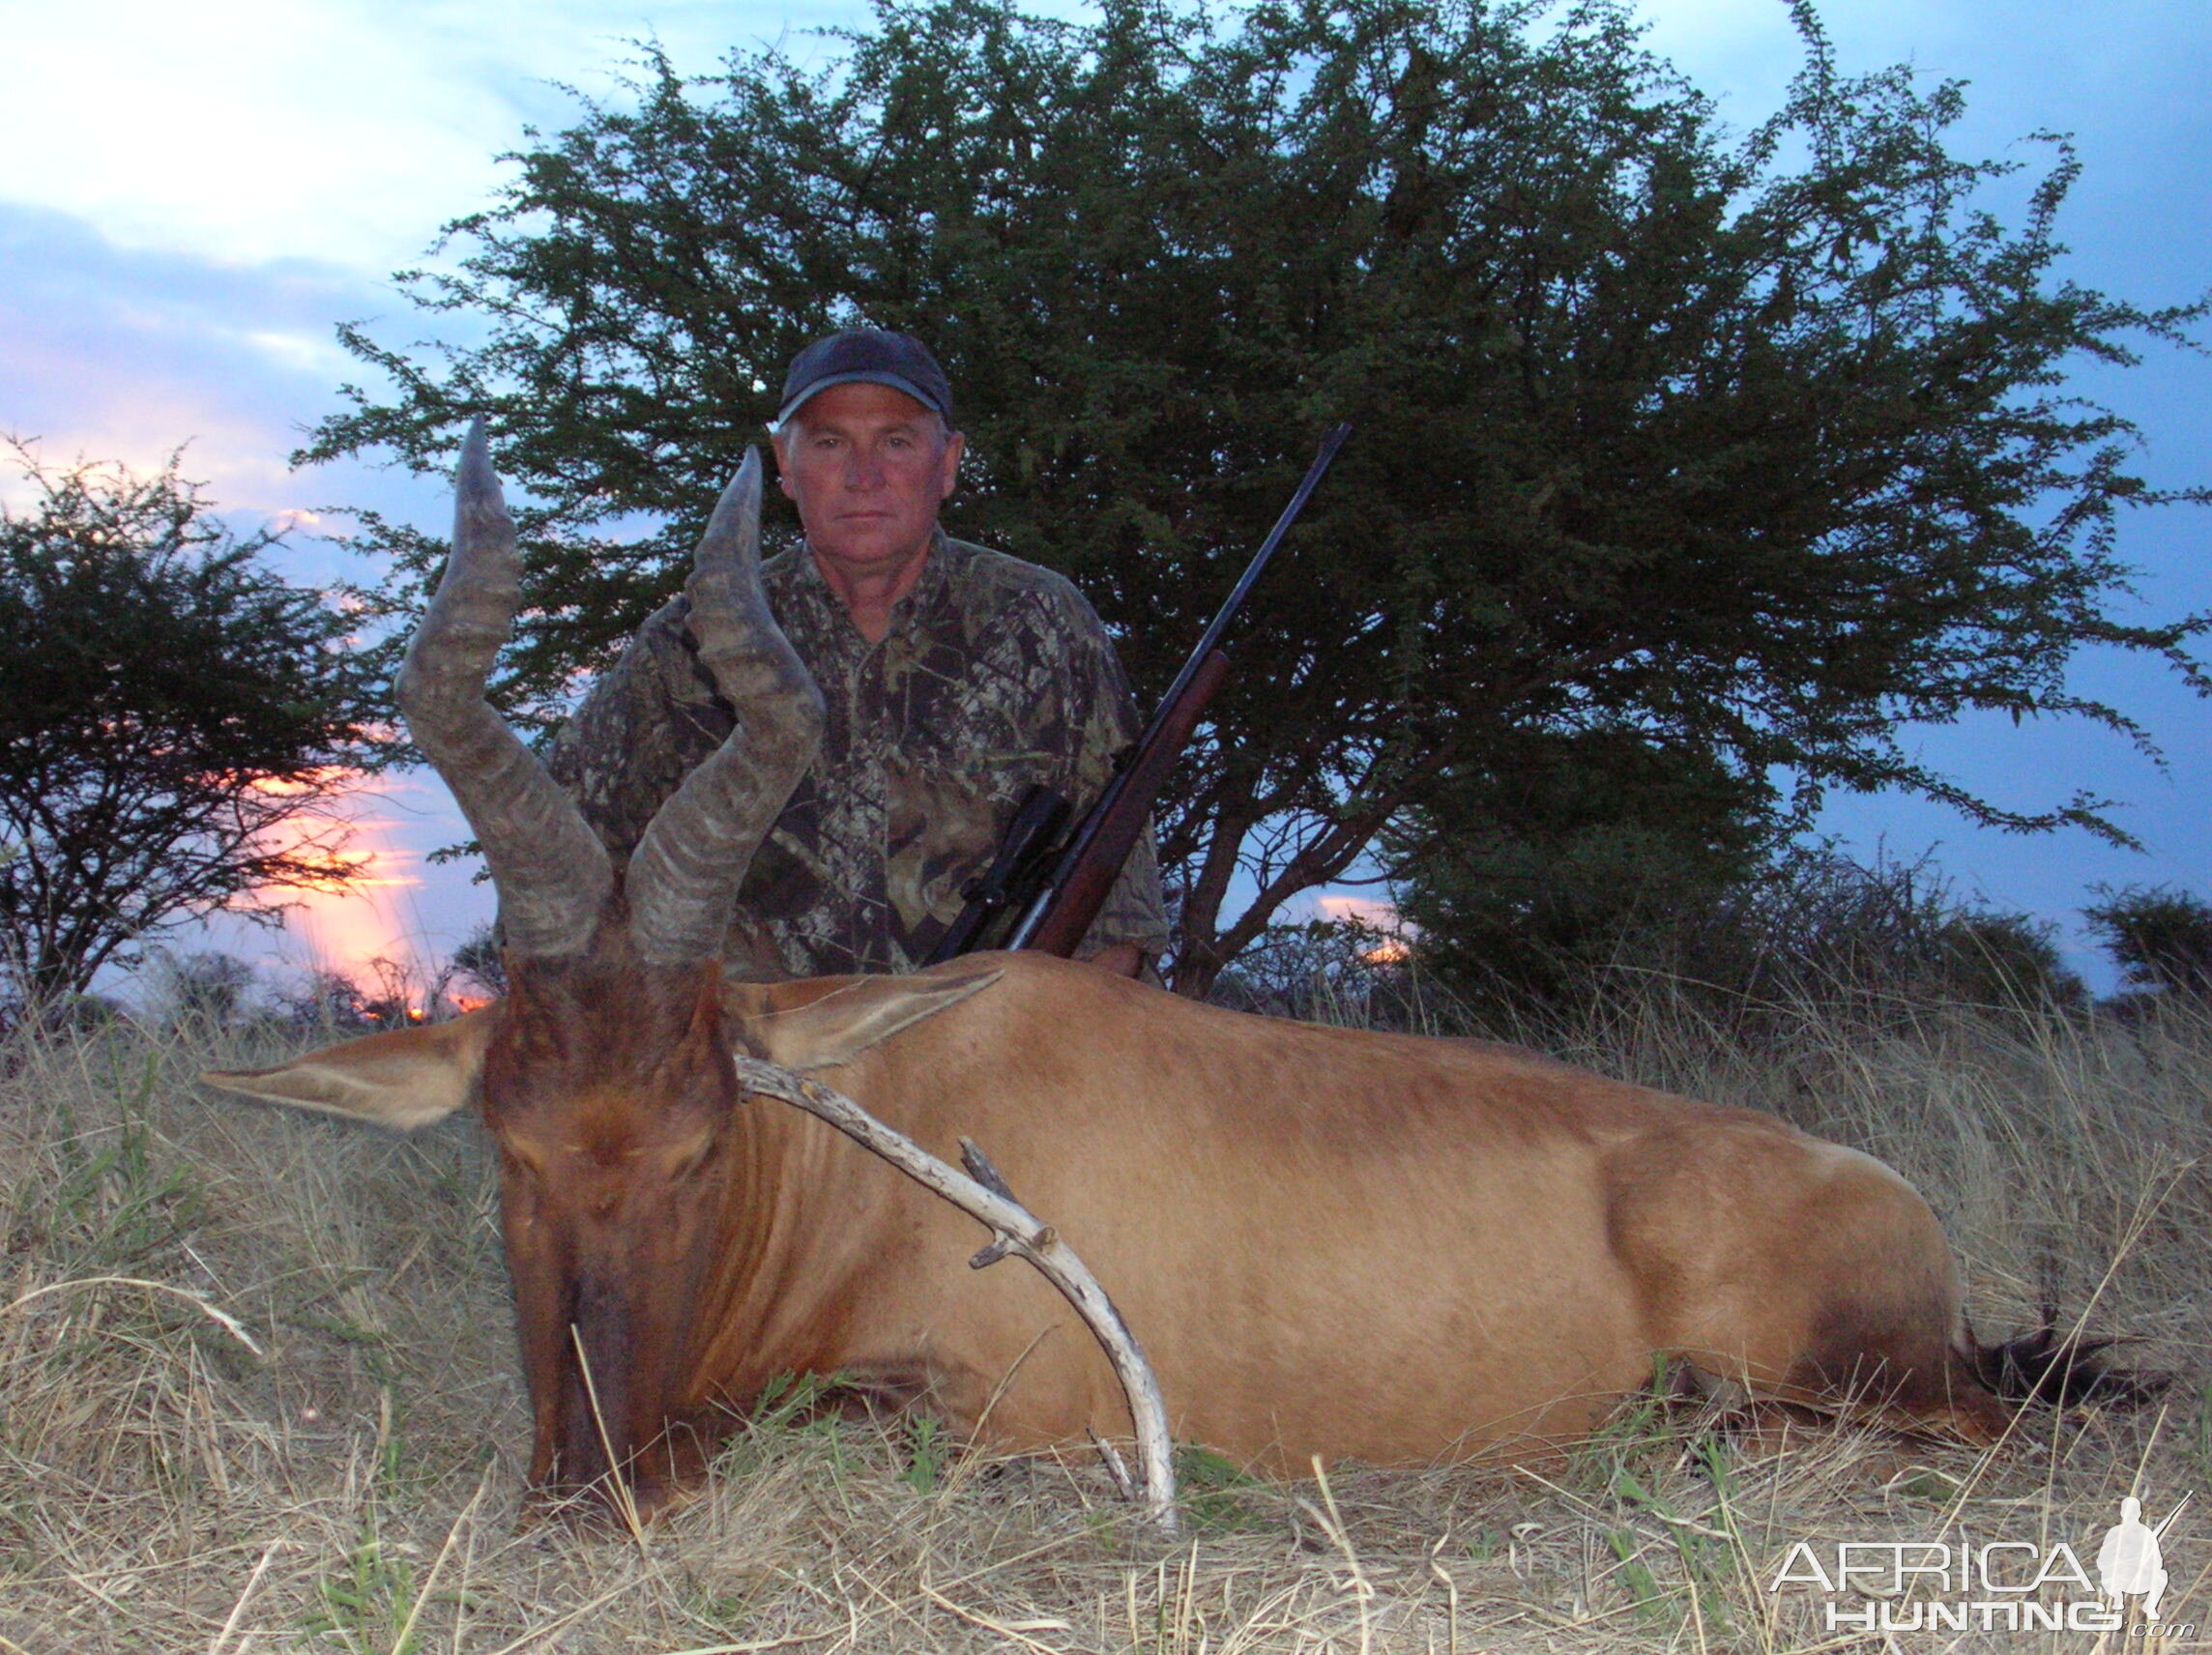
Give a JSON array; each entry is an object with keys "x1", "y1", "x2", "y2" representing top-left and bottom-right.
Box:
[{"x1": 775, "y1": 370, "x2": 946, "y2": 425}]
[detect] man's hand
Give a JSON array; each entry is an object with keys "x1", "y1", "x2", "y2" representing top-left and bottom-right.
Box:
[{"x1": 1089, "y1": 941, "x2": 1149, "y2": 979}]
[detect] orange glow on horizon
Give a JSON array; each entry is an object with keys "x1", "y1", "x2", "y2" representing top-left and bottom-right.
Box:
[
  {"x1": 246, "y1": 765, "x2": 357, "y2": 798},
  {"x1": 222, "y1": 767, "x2": 484, "y2": 1008},
  {"x1": 1314, "y1": 894, "x2": 1414, "y2": 966}
]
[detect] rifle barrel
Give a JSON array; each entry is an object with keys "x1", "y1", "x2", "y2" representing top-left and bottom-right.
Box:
[
  {"x1": 1130, "y1": 421, "x2": 1352, "y2": 756},
  {"x1": 1004, "y1": 423, "x2": 1352, "y2": 956}
]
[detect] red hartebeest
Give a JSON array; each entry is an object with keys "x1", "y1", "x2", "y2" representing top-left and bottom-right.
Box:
[{"x1": 209, "y1": 428, "x2": 2124, "y2": 1521}]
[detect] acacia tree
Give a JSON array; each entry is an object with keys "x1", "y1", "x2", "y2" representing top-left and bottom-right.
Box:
[
  {"x1": 2082, "y1": 885, "x2": 2212, "y2": 1002},
  {"x1": 0, "y1": 443, "x2": 382, "y2": 1004},
  {"x1": 306, "y1": 0, "x2": 2207, "y2": 996}
]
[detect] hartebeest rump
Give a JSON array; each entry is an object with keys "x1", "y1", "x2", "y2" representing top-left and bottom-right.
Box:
[{"x1": 209, "y1": 428, "x2": 2116, "y2": 1520}]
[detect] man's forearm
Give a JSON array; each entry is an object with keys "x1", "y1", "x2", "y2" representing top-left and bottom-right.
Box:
[{"x1": 1070, "y1": 819, "x2": 1171, "y2": 962}]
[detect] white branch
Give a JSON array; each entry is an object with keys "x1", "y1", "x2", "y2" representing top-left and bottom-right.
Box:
[
  {"x1": 730, "y1": 1055, "x2": 1179, "y2": 1534},
  {"x1": 5, "y1": 1275, "x2": 264, "y2": 1356}
]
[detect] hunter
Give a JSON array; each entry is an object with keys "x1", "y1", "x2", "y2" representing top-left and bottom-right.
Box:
[{"x1": 548, "y1": 328, "x2": 1169, "y2": 980}]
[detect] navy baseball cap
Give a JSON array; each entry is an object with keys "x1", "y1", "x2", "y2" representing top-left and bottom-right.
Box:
[{"x1": 776, "y1": 329, "x2": 955, "y2": 426}]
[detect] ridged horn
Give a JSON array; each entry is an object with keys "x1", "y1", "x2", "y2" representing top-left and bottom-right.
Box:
[
  {"x1": 393, "y1": 419, "x2": 612, "y2": 957},
  {"x1": 626, "y1": 449, "x2": 825, "y2": 965}
]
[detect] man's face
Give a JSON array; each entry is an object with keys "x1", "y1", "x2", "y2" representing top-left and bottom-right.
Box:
[{"x1": 771, "y1": 381, "x2": 964, "y2": 575}]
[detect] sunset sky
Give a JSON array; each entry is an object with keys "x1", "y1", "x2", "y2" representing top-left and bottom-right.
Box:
[{"x1": 3, "y1": 0, "x2": 2205, "y2": 995}]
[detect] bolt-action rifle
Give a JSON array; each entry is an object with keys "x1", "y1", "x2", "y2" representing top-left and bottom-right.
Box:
[{"x1": 923, "y1": 423, "x2": 1352, "y2": 965}]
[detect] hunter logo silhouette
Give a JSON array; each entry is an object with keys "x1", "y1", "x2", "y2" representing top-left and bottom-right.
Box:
[{"x1": 2098, "y1": 1494, "x2": 2190, "y2": 1621}]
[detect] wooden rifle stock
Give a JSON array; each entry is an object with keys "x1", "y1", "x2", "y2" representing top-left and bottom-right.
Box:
[{"x1": 1011, "y1": 649, "x2": 1231, "y2": 957}]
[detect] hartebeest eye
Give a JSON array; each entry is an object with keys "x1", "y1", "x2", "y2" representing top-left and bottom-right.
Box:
[
  {"x1": 568, "y1": 1135, "x2": 647, "y2": 1170},
  {"x1": 656, "y1": 1125, "x2": 717, "y2": 1183},
  {"x1": 498, "y1": 1124, "x2": 716, "y2": 1187}
]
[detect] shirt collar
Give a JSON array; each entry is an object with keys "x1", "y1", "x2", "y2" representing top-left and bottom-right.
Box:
[{"x1": 790, "y1": 527, "x2": 958, "y2": 646}]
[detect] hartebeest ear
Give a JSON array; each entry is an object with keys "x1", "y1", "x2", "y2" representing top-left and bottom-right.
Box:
[
  {"x1": 723, "y1": 966, "x2": 1003, "y2": 1072},
  {"x1": 202, "y1": 1005, "x2": 498, "y2": 1130}
]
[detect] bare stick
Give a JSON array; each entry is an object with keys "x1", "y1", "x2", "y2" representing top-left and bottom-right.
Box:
[
  {"x1": 729, "y1": 1055, "x2": 1179, "y2": 1535},
  {"x1": 1090, "y1": 1430, "x2": 1139, "y2": 1502},
  {"x1": 6, "y1": 1275, "x2": 264, "y2": 1356}
]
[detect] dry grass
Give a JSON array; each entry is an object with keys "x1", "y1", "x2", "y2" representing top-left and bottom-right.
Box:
[{"x1": 2, "y1": 993, "x2": 2207, "y2": 1653}]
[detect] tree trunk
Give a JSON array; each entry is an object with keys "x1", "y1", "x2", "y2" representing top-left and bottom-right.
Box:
[{"x1": 1167, "y1": 788, "x2": 1257, "y2": 1000}]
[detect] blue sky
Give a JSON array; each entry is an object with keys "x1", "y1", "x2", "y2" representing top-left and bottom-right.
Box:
[{"x1": 2, "y1": 0, "x2": 2205, "y2": 993}]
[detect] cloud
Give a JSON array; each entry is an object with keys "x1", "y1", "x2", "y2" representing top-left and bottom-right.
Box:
[
  {"x1": 7, "y1": 1, "x2": 534, "y2": 270},
  {"x1": 0, "y1": 203, "x2": 374, "y2": 496},
  {"x1": 1314, "y1": 894, "x2": 1404, "y2": 930},
  {"x1": 0, "y1": 198, "x2": 473, "y2": 600},
  {"x1": 0, "y1": 0, "x2": 861, "y2": 272}
]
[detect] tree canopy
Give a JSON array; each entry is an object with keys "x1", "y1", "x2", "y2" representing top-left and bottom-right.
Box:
[
  {"x1": 0, "y1": 442, "x2": 382, "y2": 1005},
  {"x1": 2083, "y1": 885, "x2": 2212, "y2": 1002},
  {"x1": 307, "y1": 0, "x2": 2207, "y2": 994}
]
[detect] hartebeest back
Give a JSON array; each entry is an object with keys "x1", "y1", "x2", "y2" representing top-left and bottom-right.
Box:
[{"x1": 208, "y1": 431, "x2": 2132, "y2": 1521}]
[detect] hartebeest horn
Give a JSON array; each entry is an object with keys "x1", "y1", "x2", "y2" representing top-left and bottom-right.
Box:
[
  {"x1": 626, "y1": 449, "x2": 825, "y2": 965},
  {"x1": 393, "y1": 419, "x2": 612, "y2": 957}
]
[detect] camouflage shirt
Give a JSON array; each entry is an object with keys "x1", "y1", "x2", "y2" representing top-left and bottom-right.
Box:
[{"x1": 547, "y1": 531, "x2": 1169, "y2": 977}]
